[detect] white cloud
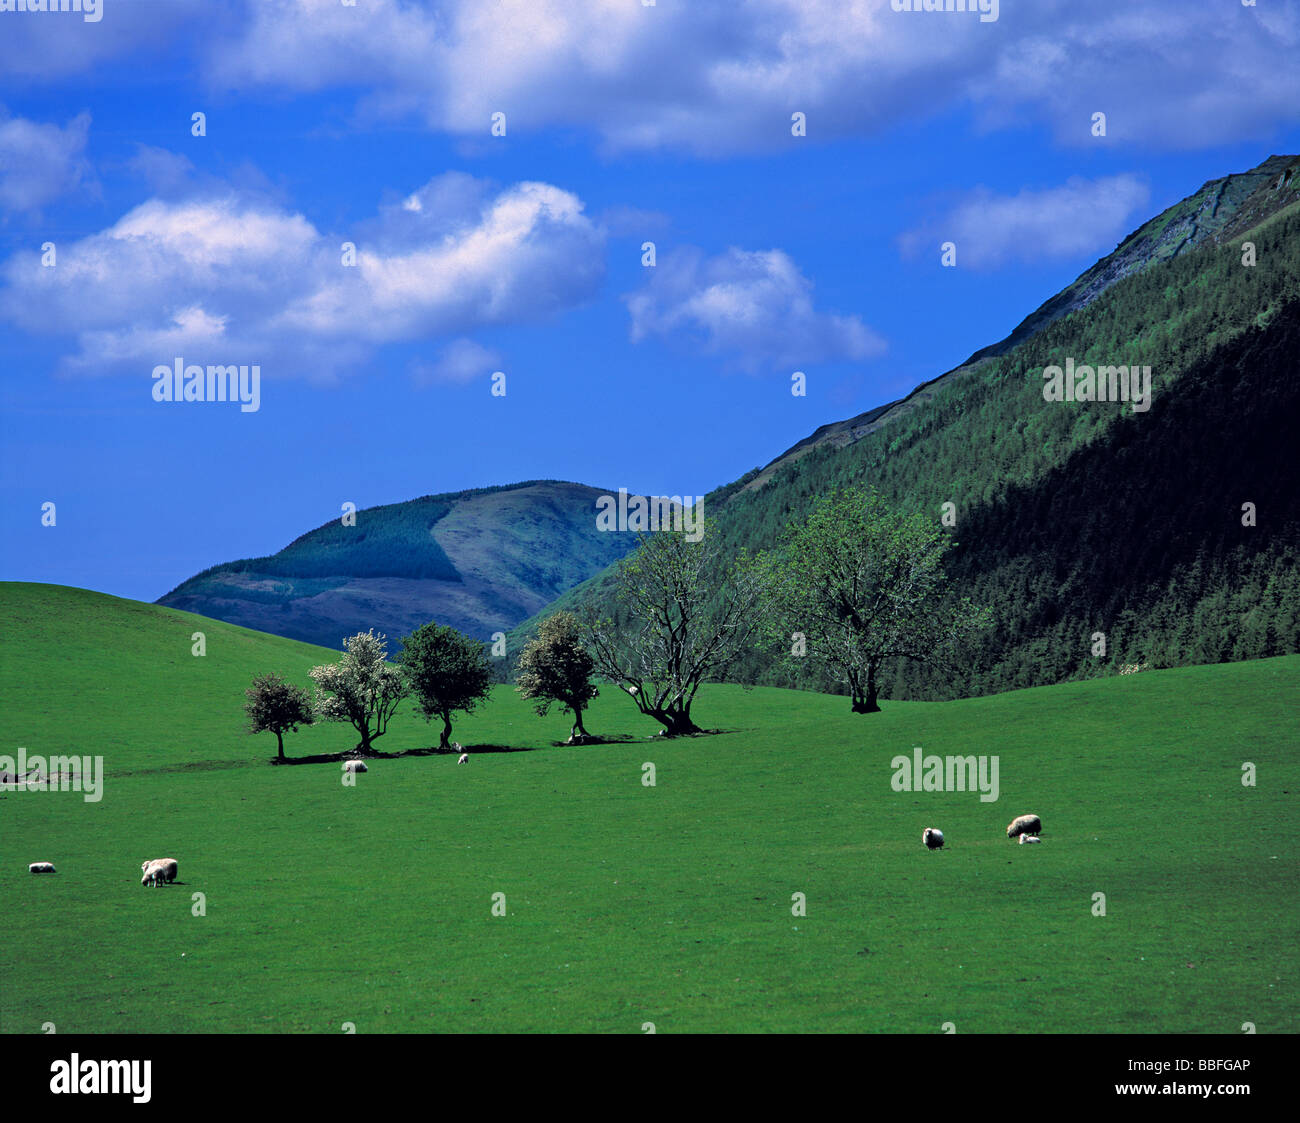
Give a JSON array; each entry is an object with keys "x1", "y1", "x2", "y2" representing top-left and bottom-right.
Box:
[
  {"x1": 625, "y1": 246, "x2": 884, "y2": 373},
  {"x1": 898, "y1": 175, "x2": 1151, "y2": 270},
  {"x1": 196, "y1": 0, "x2": 1300, "y2": 153},
  {"x1": 0, "y1": 109, "x2": 93, "y2": 214},
  {"x1": 3, "y1": 3, "x2": 1295, "y2": 154},
  {"x1": 0, "y1": 173, "x2": 604, "y2": 379}
]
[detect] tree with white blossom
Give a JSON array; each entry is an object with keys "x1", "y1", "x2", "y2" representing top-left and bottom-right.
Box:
[{"x1": 309, "y1": 630, "x2": 408, "y2": 753}]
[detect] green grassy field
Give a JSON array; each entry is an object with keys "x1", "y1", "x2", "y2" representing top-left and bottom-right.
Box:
[{"x1": 2, "y1": 582, "x2": 1297, "y2": 1033}]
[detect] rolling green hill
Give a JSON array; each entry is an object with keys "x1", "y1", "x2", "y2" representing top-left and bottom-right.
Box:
[
  {"x1": 2, "y1": 583, "x2": 1296, "y2": 1033},
  {"x1": 158, "y1": 480, "x2": 640, "y2": 654},
  {"x1": 519, "y1": 155, "x2": 1300, "y2": 701}
]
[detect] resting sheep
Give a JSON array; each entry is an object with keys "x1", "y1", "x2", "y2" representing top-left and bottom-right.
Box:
[
  {"x1": 342, "y1": 760, "x2": 368, "y2": 773},
  {"x1": 29, "y1": 861, "x2": 56, "y2": 874},
  {"x1": 1006, "y1": 814, "x2": 1042, "y2": 839},
  {"x1": 1019, "y1": 835, "x2": 1041, "y2": 845},
  {"x1": 922, "y1": 828, "x2": 944, "y2": 850}
]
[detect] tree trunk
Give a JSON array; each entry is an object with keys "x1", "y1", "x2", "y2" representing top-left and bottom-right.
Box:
[
  {"x1": 851, "y1": 667, "x2": 882, "y2": 713},
  {"x1": 440, "y1": 713, "x2": 453, "y2": 750},
  {"x1": 653, "y1": 708, "x2": 702, "y2": 736},
  {"x1": 570, "y1": 708, "x2": 589, "y2": 741},
  {"x1": 276, "y1": 729, "x2": 285, "y2": 760}
]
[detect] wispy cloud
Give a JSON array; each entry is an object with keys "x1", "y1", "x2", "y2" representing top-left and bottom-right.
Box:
[
  {"x1": 410, "y1": 338, "x2": 502, "y2": 386},
  {"x1": 898, "y1": 175, "x2": 1151, "y2": 270},
  {"x1": 0, "y1": 109, "x2": 93, "y2": 215}
]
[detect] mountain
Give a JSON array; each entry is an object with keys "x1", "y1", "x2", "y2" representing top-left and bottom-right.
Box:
[
  {"x1": 158, "y1": 480, "x2": 639, "y2": 652},
  {"x1": 517, "y1": 154, "x2": 1300, "y2": 699},
  {"x1": 746, "y1": 154, "x2": 1300, "y2": 491}
]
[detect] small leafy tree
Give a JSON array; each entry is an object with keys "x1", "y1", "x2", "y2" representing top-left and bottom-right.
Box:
[
  {"x1": 516, "y1": 611, "x2": 599, "y2": 742},
  {"x1": 245, "y1": 672, "x2": 314, "y2": 760},
  {"x1": 759, "y1": 488, "x2": 990, "y2": 713},
  {"x1": 399, "y1": 622, "x2": 493, "y2": 749},
  {"x1": 309, "y1": 630, "x2": 408, "y2": 752},
  {"x1": 585, "y1": 521, "x2": 763, "y2": 735}
]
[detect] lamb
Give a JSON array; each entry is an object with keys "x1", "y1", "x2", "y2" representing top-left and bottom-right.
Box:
[
  {"x1": 29, "y1": 861, "x2": 57, "y2": 874},
  {"x1": 922, "y1": 828, "x2": 944, "y2": 850},
  {"x1": 457, "y1": 753, "x2": 469, "y2": 765},
  {"x1": 1006, "y1": 814, "x2": 1042, "y2": 839},
  {"x1": 1019, "y1": 835, "x2": 1042, "y2": 845},
  {"x1": 342, "y1": 760, "x2": 368, "y2": 773}
]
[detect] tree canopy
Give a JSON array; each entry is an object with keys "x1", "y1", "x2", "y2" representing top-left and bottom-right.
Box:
[{"x1": 399, "y1": 622, "x2": 493, "y2": 749}]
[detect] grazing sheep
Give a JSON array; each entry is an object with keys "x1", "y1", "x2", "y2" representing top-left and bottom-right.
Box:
[
  {"x1": 922, "y1": 828, "x2": 944, "y2": 850},
  {"x1": 29, "y1": 862, "x2": 57, "y2": 874},
  {"x1": 342, "y1": 760, "x2": 368, "y2": 774},
  {"x1": 1019, "y1": 835, "x2": 1042, "y2": 845},
  {"x1": 141, "y1": 858, "x2": 178, "y2": 881},
  {"x1": 1006, "y1": 814, "x2": 1042, "y2": 839},
  {"x1": 457, "y1": 752, "x2": 469, "y2": 765},
  {"x1": 140, "y1": 858, "x2": 177, "y2": 872},
  {"x1": 141, "y1": 858, "x2": 178, "y2": 885}
]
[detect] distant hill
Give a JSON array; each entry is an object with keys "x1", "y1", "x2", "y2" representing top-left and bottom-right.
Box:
[{"x1": 158, "y1": 480, "x2": 639, "y2": 652}]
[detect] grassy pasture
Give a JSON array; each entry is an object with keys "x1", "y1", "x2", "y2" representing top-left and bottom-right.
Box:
[{"x1": 2, "y1": 583, "x2": 1296, "y2": 1032}]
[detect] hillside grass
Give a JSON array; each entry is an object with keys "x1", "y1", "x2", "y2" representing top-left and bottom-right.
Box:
[{"x1": 2, "y1": 584, "x2": 1296, "y2": 1033}]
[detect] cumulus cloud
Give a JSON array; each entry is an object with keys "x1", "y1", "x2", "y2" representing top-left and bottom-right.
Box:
[
  {"x1": 898, "y1": 175, "x2": 1151, "y2": 270},
  {"x1": 195, "y1": 0, "x2": 1300, "y2": 153},
  {"x1": 625, "y1": 246, "x2": 884, "y2": 373},
  {"x1": 1, "y1": 4, "x2": 1296, "y2": 153},
  {"x1": 0, "y1": 109, "x2": 93, "y2": 215},
  {"x1": 0, "y1": 173, "x2": 604, "y2": 379}
]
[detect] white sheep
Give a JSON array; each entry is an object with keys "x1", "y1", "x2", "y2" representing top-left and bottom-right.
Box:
[
  {"x1": 29, "y1": 861, "x2": 56, "y2": 874},
  {"x1": 342, "y1": 760, "x2": 368, "y2": 773},
  {"x1": 1019, "y1": 835, "x2": 1041, "y2": 845},
  {"x1": 922, "y1": 828, "x2": 945, "y2": 850},
  {"x1": 1006, "y1": 813, "x2": 1042, "y2": 839},
  {"x1": 141, "y1": 858, "x2": 178, "y2": 885},
  {"x1": 457, "y1": 753, "x2": 469, "y2": 765}
]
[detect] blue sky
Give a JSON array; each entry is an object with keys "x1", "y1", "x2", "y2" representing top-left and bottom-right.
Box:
[{"x1": 2, "y1": 0, "x2": 1299, "y2": 601}]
